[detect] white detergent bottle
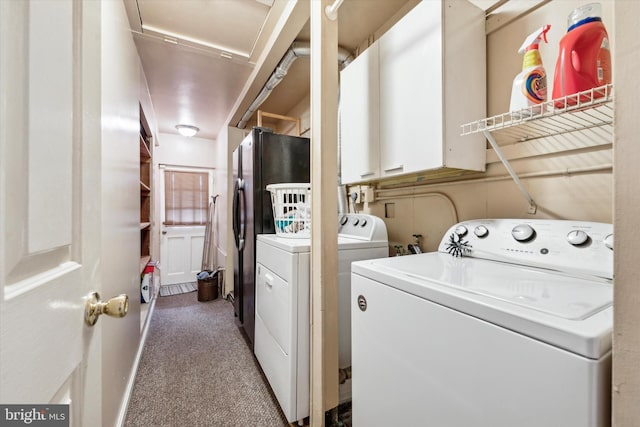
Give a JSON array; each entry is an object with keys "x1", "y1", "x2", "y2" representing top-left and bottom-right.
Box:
[{"x1": 510, "y1": 24, "x2": 551, "y2": 117}]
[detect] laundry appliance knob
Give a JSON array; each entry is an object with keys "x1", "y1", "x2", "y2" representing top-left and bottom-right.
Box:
[
  {"x1": 454, "y1": 225, "x2": 468, "y2": 237},
  {"x1": 604, "y1": 234, "x2": 614, "y2": 250},
  {"x1": 567, "y1": 230, "x2": 589, "y2": 246},
  {"x1": 474, "y1": 225, "x2": 489, "y2": 238},
  {"x1": 512, "y1": 224, "x2": 536, "y2": 242}
]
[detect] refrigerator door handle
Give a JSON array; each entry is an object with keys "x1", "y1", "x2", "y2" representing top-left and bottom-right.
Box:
[
  {"x1": 233, "y1": 179, "x2": 242, "y2": 250},
  {"x1": 238, "y1": 181, "x2": 246, "y2": 252}
]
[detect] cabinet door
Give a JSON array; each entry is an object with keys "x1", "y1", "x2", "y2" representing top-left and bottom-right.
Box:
[
  {"x1": 379, "y1": 0, "x2": 444, "y2": 177},
  {"x1": 340, "y1": 41, "x2": 379, "y2": 184}
]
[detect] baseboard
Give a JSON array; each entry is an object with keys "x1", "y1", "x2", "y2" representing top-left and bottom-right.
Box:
[{"x1": 115, "y1": 295, "x2": 158, "y2": 427}]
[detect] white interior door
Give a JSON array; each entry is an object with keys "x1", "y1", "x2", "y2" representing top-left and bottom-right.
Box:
[
  {"x1": 160, "y1": 166, "x2": 214, "y2": 286},
  {"x1": 0, "y1": 0, "x2": 102, "y2": 423}
]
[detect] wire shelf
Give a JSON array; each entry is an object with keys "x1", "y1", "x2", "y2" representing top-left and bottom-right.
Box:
[{"x1": 461, "y1": 84, "x2": 614, "y2": 142}]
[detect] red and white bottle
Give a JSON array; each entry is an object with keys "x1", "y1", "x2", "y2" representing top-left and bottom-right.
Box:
[{"x1": 552, "y1": 3, "x2": 611, "y2": 106}]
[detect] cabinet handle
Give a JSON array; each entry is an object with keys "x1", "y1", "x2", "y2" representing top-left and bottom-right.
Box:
[
  {"x1": 360, "y1": 172, "x2": 375, "y2": 177},
  {"x1": 264, "y1": 273, "x2": 274, "y2": 289},
  {"x1": 384, "y1": 164, "x2": 404, "y2": 173}
]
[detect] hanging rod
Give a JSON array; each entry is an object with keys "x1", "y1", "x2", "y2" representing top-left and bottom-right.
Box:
[{"x1": 325, "y1": 0, "x2": 345, "y2": 20}]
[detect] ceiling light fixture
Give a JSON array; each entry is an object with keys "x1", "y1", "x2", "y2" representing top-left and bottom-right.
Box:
[{"x1": 175, "y1": 124, "x2": 199, "y2": 137}]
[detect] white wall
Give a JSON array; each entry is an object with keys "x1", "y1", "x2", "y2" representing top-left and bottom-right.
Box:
[
  {"x1": 154, "y1": 133, "x2": 216, "y2": 168},
  {"x1": 214, "y1": 129, "x2": 228, "y2": 283},
  {"x1": 100, "y1": 0, "x2": 142, "y2": 425}
]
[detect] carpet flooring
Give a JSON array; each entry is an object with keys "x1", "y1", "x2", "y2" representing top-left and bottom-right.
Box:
[{"x1": 124, "y1": 293, "x2": 289, "y2": 427}]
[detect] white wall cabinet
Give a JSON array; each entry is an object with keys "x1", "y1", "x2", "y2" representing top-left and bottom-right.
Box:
[
  {"x1": 340, "y1": 0, "x2": 486, "y2": 184},
  {"x1": 340, "y1": 40, "x2": 380, "y2": 184}
]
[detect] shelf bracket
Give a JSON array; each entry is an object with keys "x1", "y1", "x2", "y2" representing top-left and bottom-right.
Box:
[{"x1": 483, "y1": 130, "x2": 537, "y2": 214}]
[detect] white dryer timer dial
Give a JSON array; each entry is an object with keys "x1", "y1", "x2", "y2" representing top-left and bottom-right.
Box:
[
  {"x1": 567, "y1": 230, "x2": 589, "y2": 246},
  {"x1": 512, "y1": 224, "x2": 536, "y2": 242}
]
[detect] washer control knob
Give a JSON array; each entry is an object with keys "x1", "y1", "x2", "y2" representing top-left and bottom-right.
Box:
[
  {"x1": 360, "y1": 219, "x2": 368, "y2": 227},
  {"x1": 474, "y1": 225, "x2": 489, "y2": 238},
  {"x1": 454, "y1": 225, "x2": 468, "y2": 237},
  {"x1": 340, "y1": 216, "x2": 348, "y2": 226},
  {"x1": 353, "y1": 218, "x2": 360, "y2": 226},
  {"x1": 512, "y1": 224, "x2": 535, "y2": 242},
  {"x1": 604, "y1": 234, "x2": 614, "y2": 250},
  {"x1": 567, "y1": 230, "x2": 589, "y2": 246}
]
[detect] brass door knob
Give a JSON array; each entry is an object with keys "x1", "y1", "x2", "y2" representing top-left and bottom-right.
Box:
[{"x1": 85, "y1": 292, "x2": 129, "y2": 326}]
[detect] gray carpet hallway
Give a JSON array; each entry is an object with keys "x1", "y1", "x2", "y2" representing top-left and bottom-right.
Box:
[{"x1": 124, "y1": 292, "x2": 289, "y2": 427}]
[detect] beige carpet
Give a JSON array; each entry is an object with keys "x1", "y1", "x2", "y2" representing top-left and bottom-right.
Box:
[{"x1": 124, "y1": 293, "x2": 289, "y2": 427}]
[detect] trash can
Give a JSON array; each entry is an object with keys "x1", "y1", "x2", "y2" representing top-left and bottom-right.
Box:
[{"x1": 197, "y1": 270, "x2": 218, "y2": 302}]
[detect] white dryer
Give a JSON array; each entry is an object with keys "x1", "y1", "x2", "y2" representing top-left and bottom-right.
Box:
[
  {"x1": 254, "y1": 214, "x2": 388, "y2": 424},
  {"x1": 351, "y1": 219, "x2": 613, "y2": 427}
]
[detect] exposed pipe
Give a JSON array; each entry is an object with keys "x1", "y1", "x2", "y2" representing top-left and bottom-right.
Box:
[{"x1": 236, "y1": 41, "x2": 353, "y2": 129}]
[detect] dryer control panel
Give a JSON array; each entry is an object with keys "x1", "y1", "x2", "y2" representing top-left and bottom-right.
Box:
[
  {"x1": 438, "y1": 219, "x2": 613, "y2": 280},
  {"x1": 338, "y1": 214, "x2": 388, "y2": 242}
]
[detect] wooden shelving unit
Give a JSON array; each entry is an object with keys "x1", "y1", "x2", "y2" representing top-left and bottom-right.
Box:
[
  {"x1": 139, "y1": 105, "x2": 155, "y2": 330},
  {"x1": 139, "y1": 107, "x2": 152, "y2": 268}
]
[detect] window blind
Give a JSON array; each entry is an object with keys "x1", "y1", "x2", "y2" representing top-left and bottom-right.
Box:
[{"x1": 164, "y1": 171, "x2": 209, "y2": 226}]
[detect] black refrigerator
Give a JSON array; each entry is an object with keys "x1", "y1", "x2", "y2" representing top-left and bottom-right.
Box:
[{"x1": 232, "y1": 127, "x2": 310, "y2": 348}]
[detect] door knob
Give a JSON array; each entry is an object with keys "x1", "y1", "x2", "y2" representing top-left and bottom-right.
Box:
[
  {"x1": 162, "y1": 230, "x2": 167, "y2": 234},
  {"x1": 85, "y1": 292, "x2": 129, "y2": 326}
]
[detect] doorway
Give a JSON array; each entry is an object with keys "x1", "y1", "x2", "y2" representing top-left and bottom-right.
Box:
[{"x1": 159, "y1": 165, "x2": 214, "y2": 287}]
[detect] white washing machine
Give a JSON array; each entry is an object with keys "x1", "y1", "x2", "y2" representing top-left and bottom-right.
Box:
[
  {"x1": 351, "y1": 219, "x2": 613, "y2": 427},
  {"x1": 254, "y1": 214, "x2": 388, "y2": 424}
]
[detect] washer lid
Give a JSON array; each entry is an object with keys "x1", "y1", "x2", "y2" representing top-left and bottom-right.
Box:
[
  {"x1": 352, "y1": 253, "x2": 613, "y2": 359},
  {"x1": 369, "y1": 253, "x2": 611, "y2": 320}
]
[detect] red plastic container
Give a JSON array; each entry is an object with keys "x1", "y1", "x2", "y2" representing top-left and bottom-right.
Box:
[{"x1": 552, "y1": 3, "x2": 611, "y2": 106}]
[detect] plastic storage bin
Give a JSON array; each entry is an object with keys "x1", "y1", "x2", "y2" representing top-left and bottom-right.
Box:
[{"x1": 266, "y1": 183, "x2": 311, "y2": 238}]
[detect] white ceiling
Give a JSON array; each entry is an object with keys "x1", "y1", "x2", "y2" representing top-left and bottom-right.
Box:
[
  {"x1": 126, "y1": 0, "x2": 273, "y2": 140},
  {"x1": 124, "y1": 0, "x2": 497, "y2": 141}
]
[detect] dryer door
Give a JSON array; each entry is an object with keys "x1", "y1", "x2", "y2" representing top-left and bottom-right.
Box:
[{"x1": 256, "y1": 263, "x2": 292, "y2": 354}]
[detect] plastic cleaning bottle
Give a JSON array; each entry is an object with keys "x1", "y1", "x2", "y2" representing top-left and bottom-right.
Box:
[
  {"x1": 552, "y1": 3, "x2": 611, "y2": 106},
  {"x1": 510, "y1": 25, "x2": 551, "y2": 117}
]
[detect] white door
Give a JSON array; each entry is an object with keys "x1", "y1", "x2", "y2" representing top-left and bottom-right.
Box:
[
  {"x1": 160, "y1": 166, "x2": 214, "y2": 286},
  {"x1": 0, "y1": 0, "x2": 103, "y2": 423}
]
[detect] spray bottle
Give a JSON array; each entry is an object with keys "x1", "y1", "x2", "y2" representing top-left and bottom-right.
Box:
[{"x1": 509, "y1": 25, "x2": 551, "y2": 116}]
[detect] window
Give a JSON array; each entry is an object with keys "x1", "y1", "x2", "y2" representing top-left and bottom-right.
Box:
[{"x1": 163, "y1": 171, "x2": 209, "y2": 226}]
